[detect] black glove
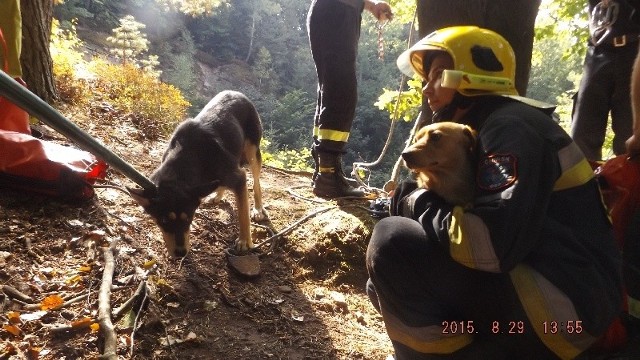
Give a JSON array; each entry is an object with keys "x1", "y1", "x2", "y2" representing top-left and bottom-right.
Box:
[
  {"x1": 391, "y1": 180, "x2": 453, "y2": 247},
  {"x1": 391, "y1": 180, "x2": 447, "y2": 220}
]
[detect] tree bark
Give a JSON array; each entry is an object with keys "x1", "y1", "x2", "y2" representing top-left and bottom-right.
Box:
[
  {"x1": 245, "y1": 13, "x2": 256, "y2": 63},
  {"x1": 417, "y1": 0, "x2": 542, "y2": 96},
  {"x1": 20, "y1": 0, "x2": 58, "y2": 103}
]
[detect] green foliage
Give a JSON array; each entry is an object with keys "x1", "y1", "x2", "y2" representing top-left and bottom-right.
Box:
[
  {"x1": 535, "y1": 0, "x2": 589, "y2": 60},
  {"x1": 253, "y1": 47, "x2": 278, "y2": 91},
  {"x1": 163, "y1": 52, "x2": 197, "y2": 96},
  {"x1": 54, "y1": 0, "x2": 121, "y2": 29},
  {"x1": 89, "y1": 59, "x2": 191, "y2": 139},
  {"x1": 155, "y1": 0, "x2": 228, "y2": 16},
  {"x1": 375, "y1": 77, "x2": 422, "y2": 122},
  {"x1": 260, "y1": 139, "x2": 313, "y2": 172},
  {"x1": 386, "y1": 0, "x2": 419, "y2": 25},
  {"x1": 260, "y1": 89, "x2": 314, "y2": 151},
  {"x1": 50, "y1": 18, "x2": 190, "y2": 140}
]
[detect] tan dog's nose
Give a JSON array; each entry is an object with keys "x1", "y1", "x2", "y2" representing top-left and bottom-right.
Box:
[{"x1": 401, "y1": 149, "x2": 426, "y2": 169}]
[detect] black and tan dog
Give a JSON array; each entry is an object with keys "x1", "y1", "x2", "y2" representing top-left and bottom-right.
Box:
[
  {"x1": 402, "y1": 122, "x2": 477, "y2": 206},
  {"x1": 128, "y1": 90, "x2": 267, "y2": 257}
]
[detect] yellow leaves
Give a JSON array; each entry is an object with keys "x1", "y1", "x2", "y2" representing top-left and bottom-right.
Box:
[
  {"x1": 3, "y1": 324, "x2": 21, "y2": 336},
  {"x1": 40, "y1": 295, "x2": 64, "y2": 311},
  {"x1": 71, "y1": 317, "x2": 93, "y2": 329},
  {"x1": 64, "y1": 274, "x2": 82, "y2": 285},
  {"x1": 143, "y1": 259, "x2": 156, "y2": 270},
  {"x1": 6, "y1": 311, "x2": 21, "y2": 324},
  {"x1": 71, "y1": 317, "x2": 100, "y2": 333},
  {"x1": 90, "y1": 322, "x2": 100, "y2": 333},
  {"x1": 3, "y1": 312, "x2": 23, "y2": 337}
]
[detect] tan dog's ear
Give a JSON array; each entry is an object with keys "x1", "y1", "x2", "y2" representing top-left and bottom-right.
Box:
[{"x1": 463, "y1": 126, "x2": 477, "y2": 154}]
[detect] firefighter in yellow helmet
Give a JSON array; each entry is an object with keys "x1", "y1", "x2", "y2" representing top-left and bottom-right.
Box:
[{"x1": 366, "y1": 26, "x2": 625, "y2": 359}]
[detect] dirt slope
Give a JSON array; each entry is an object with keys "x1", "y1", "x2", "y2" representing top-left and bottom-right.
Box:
[{"x1": 0, "y1": 115, "x2": 394, "y2": 359}]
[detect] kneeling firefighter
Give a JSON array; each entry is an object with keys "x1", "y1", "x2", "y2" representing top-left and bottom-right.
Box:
[{"x1": 366, "y1": 26, "x2": 625, "y2": 359}]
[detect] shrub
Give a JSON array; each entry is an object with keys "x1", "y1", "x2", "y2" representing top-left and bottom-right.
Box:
[
  {"x1": 261, "y1": 139, "x2": 313, "y2": 172},
  {"x1": 88, "y1": 59, "x2": 190, "y2": 139},
  {"x1": 50, "y1": 20, "x2": 90, "y2": 104}
]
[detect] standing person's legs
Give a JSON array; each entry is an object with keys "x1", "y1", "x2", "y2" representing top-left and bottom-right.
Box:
[
  {"x1": 611, "y1": 45, "x2": 638, "y2": 156},
  {"x1": 366, "y1": 217, "x2": 558, "y2": 359},
  {"x1": 571, "y1": 46, "x2": 615, "y2": 161},
  {"x1": 307, "y1": 0, "x2": 364, "y2": 197}
]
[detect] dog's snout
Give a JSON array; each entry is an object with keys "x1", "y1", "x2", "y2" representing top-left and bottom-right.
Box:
[{"x1": 402, "y1": 150, "x2": 418, "y2": 167}]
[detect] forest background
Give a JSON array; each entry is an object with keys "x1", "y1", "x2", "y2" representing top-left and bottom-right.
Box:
[{"x1": 48, "y1": 0, "x2": 595, "y2": 187}]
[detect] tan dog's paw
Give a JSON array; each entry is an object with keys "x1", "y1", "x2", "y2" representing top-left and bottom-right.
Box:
[
  {"x1": 204, "y1": 187, "x2": 226, "y2": 205},
  {"x1": 251, "y1": 207, "x2": 268, "y2": 222},
  {"x1": 235, "y1": 237, "x2": 256, "y2": 253}
]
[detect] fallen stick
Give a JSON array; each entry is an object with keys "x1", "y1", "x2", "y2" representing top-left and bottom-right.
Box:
[
  {"x1": 98, "y1": 242, "x2": 118, "y2": 360},
  {"x1": 129, "y1": 284, "x2": 149, "y2": 358},
  {"x1": 112, "y1": 280, "x2": 147, "y2": 322},
  {"x1": 1, "y1": 285, "x2": 34, "y2": 303},
  {"x1": 23, "y1": 292, "x2": 89, "y2": 311},
  {"x1": 42, "y1": 320, "x2": 94, "y2": 333}
]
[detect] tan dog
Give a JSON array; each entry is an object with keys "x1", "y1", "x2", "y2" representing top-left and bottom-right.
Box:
[{"x1": 401, "y1": 122, "x2": 477, "y2": 206}]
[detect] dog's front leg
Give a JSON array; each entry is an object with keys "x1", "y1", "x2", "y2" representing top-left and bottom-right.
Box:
[
  {"x1": 233, "y1": 178, "x2": 255, "y2": 253},
  {"x1": 245, "y1": 143, "x2": 268, "y2": 222}
]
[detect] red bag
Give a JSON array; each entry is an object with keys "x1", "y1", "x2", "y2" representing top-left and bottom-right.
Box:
[
  {"x1": 595, "y1": 155, "x2": 640, "y2": 248},
  {"x1": 0, "y1": 130, "x2": 108, "y2": 201},
  {"x1": 591, "y1": 155, "x2": 640, "y2": 351}
]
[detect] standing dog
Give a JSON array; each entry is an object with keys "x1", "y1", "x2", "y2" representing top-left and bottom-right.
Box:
[
  {"x1": 128, "y1": 90, "x2": 267, "y2": 257},
  {"x1": 401, "y1": 122, "x2": 477, "y2": 206}
]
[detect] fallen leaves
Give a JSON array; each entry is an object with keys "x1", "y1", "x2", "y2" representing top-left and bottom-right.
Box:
[{"x1": 40, "y1": 295, "x2": 64, "y2": 311}]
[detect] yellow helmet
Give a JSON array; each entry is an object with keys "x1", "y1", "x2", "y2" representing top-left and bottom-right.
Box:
[{"x1": 397, "y1": 26, "x2": 518, "y2": 97}]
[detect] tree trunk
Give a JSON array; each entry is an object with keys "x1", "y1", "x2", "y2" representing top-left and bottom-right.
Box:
[
  {"x1": 417, "y1": 0, "x2": 542, "y2": 96},
  {"x1": 20, "y1": 0, "x2": 58, "y2": 103},
  {"x1": 245, "y1": 13, "x2": 256, "y2": 63}
]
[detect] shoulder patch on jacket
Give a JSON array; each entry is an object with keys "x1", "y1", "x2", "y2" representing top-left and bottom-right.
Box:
[{"x1": 477, "y1": 154, "x2": 517, "y2": 191}]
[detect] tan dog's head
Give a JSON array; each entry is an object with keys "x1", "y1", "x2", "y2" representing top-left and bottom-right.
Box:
[
  {"x1": 402, "y1": 122, "x2": 476, "y2": 171},
  {"x1": 402, "y1": 122, "x2": 477, "y2": 205}
]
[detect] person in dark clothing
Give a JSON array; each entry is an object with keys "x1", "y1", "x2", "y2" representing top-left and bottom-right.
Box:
[
  {"x1": 571, "y1": 0, "x2": 640, "y2": 161},
  {"x1": 307, "y1": 0, "x2": 391, "y2": 198},
  {"x1": 366, "y1": 26, "x2": 624, "y2": 359},
  {"x1": 629, "y1": 43, "x2": 640, "y2": 155}
]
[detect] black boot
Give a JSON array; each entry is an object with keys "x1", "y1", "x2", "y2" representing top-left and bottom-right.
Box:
[{"x1": 313, "y1": 151, "x2": 366, "y2": 198}]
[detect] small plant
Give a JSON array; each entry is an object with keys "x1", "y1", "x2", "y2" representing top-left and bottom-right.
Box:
[{"x1": 106, "y1": 15, "x2": 150, "y2": 66}]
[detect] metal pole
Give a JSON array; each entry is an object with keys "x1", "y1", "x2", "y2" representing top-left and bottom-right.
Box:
[{"x1": 0, "y1": 70, "x2": 155, "y2": 191}]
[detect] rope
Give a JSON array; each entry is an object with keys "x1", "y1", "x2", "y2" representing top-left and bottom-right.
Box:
[{"x1": 351, "y1": 7, "x2": 418, "y2": 191}]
